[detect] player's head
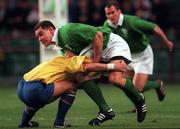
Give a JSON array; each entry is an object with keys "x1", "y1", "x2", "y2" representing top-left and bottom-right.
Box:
[
  {"x1": 34, "y1": 20, "x2": 56, "y2": 47},
  {"x1": 105, "y1": 2, "x2": 121, "y2": 25}
]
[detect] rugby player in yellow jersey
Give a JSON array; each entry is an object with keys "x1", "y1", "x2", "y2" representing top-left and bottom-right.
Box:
[{"x1": 17, "y1": 55, "x2": 126, "y2": 128}]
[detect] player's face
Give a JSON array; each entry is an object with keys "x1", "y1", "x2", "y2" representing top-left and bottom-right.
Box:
[
  {"x1": 35, "y1": 27, "x2": 54, "y2": 47},
  {"x1": 105, "y1": 5, "x2": 121, "y2": 25}
]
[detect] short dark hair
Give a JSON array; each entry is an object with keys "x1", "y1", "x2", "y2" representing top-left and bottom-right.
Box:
[
  {"x1": 34, "y1": 20, "x2": 56, "y2": 31},
  {"x1": 105, "y1": 1, "x2": 120, "y2": 10}
]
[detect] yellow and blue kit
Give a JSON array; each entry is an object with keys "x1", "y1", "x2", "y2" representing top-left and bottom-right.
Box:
[{"x1": 17, "y1": 56, "x2": 87, "y2": 108}]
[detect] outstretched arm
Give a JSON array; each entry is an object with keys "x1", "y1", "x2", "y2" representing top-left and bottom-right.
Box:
[
  {"x1": 83, "y1": 60, "x2": 127, "y2": 72},
  {"x1": 154, "y1": 25, "x2": 174, "y2": 52},
  {"x1": 76, "y1": 61, "x2": 127, "y2": 83}
]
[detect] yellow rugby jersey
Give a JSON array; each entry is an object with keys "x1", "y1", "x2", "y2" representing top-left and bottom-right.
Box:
[{"x1": 23, "y1": 56, "x2": 87, "y2": 84}]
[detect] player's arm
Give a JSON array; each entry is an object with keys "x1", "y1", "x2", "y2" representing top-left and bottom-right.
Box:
[
  {"x1": 76, "y1": 61, "x2": 127, "y2": 83},
  {"x1": 83, "y1": 60, "x2": 127, "y2": 72},
  {"x1": 153, "y1": 25, "x2": 174, "y2": 52},
  {"x1": 92, "y1": 31, "x2": 103, "y2": 63},
  {"x1": 134, "y1": 18, "x2": 174, "y2": 52}
]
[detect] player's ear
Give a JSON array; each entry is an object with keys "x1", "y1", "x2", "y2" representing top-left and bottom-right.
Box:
[{"x1": 49, "y1": 27, "x2": 55, "y2": 33}]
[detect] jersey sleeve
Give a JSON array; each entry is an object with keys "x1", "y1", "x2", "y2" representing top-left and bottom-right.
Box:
[
  {"x1": 132, "y1": 17, "x2": 156, "y2": 34},
  {"x1": 103, "y1": 20, "x2": 109, "y2": 27}
]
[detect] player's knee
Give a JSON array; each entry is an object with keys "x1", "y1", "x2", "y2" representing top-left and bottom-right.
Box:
[
  {"x1": 109, "y1": 76, "x2": 124, "y2": 87},
  {"x1": 25, "y1": 106, "x2": 38, "y2": 116},
  {"x1": 134, "y1": 84, "x2": 144, "y2": 92}
]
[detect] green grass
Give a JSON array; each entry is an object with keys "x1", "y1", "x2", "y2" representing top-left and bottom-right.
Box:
[{"x1": 0, "y1": 84, "x2": 180, "y2": 129}]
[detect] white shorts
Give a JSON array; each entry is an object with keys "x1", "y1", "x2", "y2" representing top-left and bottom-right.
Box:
[
  {"x1": 127, "y1": 45, "x2": 154, "y2": 75},
  {"x1": 79, "y1": 33, "x2": 131, "y2": 62}
]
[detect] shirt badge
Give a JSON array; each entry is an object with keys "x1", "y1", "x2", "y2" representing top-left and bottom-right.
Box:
[{"x1": 122, "y1": 28, "x2": 128, "y2": 37}]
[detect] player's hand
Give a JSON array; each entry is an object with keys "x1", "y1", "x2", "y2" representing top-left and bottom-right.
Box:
[
  {"x1": 114, "y1": 61, "x2": 127, "y2": 72},
  {"x1": 166, "y1": 40, "x2": 174, "y2": 52}
]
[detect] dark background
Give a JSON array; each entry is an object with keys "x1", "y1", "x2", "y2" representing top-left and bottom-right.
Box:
[{"x1": 0, "y1": 0, "x2": 180, "y2": 84}]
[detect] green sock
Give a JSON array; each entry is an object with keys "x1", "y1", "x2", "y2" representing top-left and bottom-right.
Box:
[
  {"x1": 82, "y1": 80, "x2": 111, "y2": 112},
  {"x1": 123, "y1": 79, "x2": 142, "y2": 102},
  {"x1": 143, "y1": 80, "x2": 159, "y2": 92}
]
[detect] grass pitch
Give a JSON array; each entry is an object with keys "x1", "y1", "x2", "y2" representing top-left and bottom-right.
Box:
[{"x1": 0, "y1": 84, "x2": 180, "y2": 129}]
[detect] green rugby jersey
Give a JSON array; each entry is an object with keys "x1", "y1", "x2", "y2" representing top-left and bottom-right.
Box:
[
  {"x1": 104, "y1": 14, "x2": 156, "y2": 53},
  {"x1": 57, "y1": 23, "x2": 111, "y2": 54}
]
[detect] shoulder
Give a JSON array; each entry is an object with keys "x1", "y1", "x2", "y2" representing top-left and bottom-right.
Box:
[
  {"x1": 124, "y1": 14, "x2": 139, "y2": 22},
  {"x1": 103, "y1": 20, "x2": 109, "y2": 26},
  {"x1": 124, "y1": 14, "x2": 149, "y2": 27}
]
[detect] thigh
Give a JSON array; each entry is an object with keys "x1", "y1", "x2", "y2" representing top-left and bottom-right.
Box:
[
  {"x1": 108, "y1": 60, "x2": 126, "y2": 87},
  {"x1": 53, "y1": 80, "x2": 76, "y2": 98},
  {"x1": 124, "y1": 69, "x2": 135, "y2": 78}
]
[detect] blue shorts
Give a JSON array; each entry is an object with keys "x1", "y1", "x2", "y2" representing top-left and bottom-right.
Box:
[{"x1": 17, "y1": 79, "x2": 54, "y2": 109}]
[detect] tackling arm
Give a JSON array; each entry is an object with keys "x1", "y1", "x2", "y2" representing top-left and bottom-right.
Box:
[
  {"x1": 83, "y1": 61, "x2": 127, "y2": 72},
  {"x1": 76, "y1": 61, "x2": 127, "y2": 83}
]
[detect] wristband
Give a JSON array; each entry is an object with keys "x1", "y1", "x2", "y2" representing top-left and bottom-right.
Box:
[{"x1": 107, "y1": 63, "x2": 115, "y2": 70}]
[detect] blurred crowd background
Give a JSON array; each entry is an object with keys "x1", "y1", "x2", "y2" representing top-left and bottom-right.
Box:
[{"x1": 0, "y1": 0, "x2": 180, "y2": 84}]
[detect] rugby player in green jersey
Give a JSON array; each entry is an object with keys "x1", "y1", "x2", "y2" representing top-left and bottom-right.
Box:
[
  {"x1": 34, "y1": 20, "x2": 147, "y2": 125},
  {"x1": 104, "y1": 2, "x2": 173, "y2": 112}
]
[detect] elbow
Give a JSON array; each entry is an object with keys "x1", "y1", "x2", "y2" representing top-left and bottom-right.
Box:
[
  {"x1": 96, "y1": 31, "x2": 103, "y2": 42},
  {"x1": 154, "y1": 25, "x2": 160, "y2": 33},
  {"x1": 92, "y1": 31, "x2": 103, "y2": 44},
  {"x1": 94, "y1": 31, "x2": 103, "y2": 47},
  {"x1": 97, "y1": 31, "x2": 103, "y2": 37}
]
